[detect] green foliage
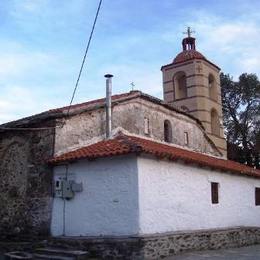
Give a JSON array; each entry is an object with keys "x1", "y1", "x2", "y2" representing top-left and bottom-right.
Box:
[{"x1": 220, "y1": 73, "x2": 260, "y2": 168}]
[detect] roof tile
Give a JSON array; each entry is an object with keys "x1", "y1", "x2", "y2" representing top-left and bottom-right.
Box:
[
  {"x1": 49, "y1": 91, "x2": 141, "y2": 113},
  {"x1": 49, "y1": 134, "x2": 260, "y2": 179}
]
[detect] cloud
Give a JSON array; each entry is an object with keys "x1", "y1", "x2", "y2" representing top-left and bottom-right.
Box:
[
  {"x1": 0, "y1": 83, "x2": 71, "y2": 124},
  {"x1": 0, "y1": 86, "x2": 42, "y2": 123},
  {"x1": 1, "y1": 0, "x2": 260, "y2": 125},
  {"x1": 9, "y1": 0, "x2": 92, "y2": 31},
  {"x1": 0, "y1": 51, "x2": 53, "y2": 79},
  {"x1": 240, "y1": 54, "x2": 260, "y2": 72},
  {"x1": 17, "y1": 0, "x2": 46, "y2": 13},
  {"x1": 0, "y1": 41, "x2": 74, "y2": 124},
  {"x1": 89, "y1": 62, "x2": 162, "y2": 95},
  {"x1": 180, "y1": 11, "x2": 260, "y2": 78}
]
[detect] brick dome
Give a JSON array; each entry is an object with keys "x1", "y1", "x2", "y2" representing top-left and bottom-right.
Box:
[
  {"x1": 161, "y1": 32, "x2": 220, "y2": 71},
  {"x1": 172, "y1": 35, "x2": 206, "y2": 64},
  {"x1": 173, "y1": 50, "x2": 206, "y2": 64}
]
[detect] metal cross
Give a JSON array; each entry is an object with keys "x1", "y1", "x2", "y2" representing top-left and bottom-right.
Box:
[
  {"x1": 183, "y1": 27, "x2": 195, "y2": 37},
  {"x1": 130, "y1": 82, "x2": 135, "y2": 91}
]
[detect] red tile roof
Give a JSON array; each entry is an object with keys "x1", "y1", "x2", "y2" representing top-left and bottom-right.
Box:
[
  {"x1": 1, "y1": 90, "x2": 204, "y2": 132},
  {"x1": 48, "y1": 90, "x2": 204, "y2": 129},
  {"x1": 49, "y1": 91, "x2": 141, "y2": 113},
  {"x1": 173, "y1": 50, "x2": 206, "y2": 64},
  {"x1": 161, "y1": 50, "x2": 220, "y2": 71},
  {"x1": 49, "y1": 134, "x2": 260, "y2": 179}
]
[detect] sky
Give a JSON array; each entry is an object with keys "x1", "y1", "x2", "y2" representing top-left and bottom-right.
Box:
[{"x1": 0, "y1": 0, "x2": 260, "y2": 124}]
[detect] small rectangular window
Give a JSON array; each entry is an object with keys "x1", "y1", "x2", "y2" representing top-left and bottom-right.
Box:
[
  {"x1": 211, "y1": 182, "x2": 219, "y2": 204},
  {"x1": 56, "y1": 181, "x2": 60, "y2": 188},
  {"x1": 255, "y1": 187, "x2": 260, "y2": 206},
  {"x1": 184, "y1": 132, "x2": 189, "y2": 145},
  {"x1": 144, "y1": 118, "x2": 149, "y2": 135}
]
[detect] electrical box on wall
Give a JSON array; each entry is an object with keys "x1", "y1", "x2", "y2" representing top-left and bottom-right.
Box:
[
  {"x1": 62, "y1": 180, "x2": 74, "y2": 199},
  {"x1": 54, "y1": 176, "x2": 83, "y2": 200},
  {"x1": 71, "y1": 182, "x2": 83, "y2": 192}
]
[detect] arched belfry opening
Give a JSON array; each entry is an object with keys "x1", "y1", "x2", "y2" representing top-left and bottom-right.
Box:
[
  {"x1": 174, "y1": 71, "x2": 187, "y2": 99},
  {"x1": 182, "y1": 37, "x2": 196, "y2": 51},
  {"x1": 211, "y1": 109, "x2": 220, "y2": 136},
  {"x1": 208, "y1": 74, "x2": 217, "y2": 100}
]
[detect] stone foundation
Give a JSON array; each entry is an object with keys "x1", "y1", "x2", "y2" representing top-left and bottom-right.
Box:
[
  {"x1": 47, "y1": 227, "x2": 260, "y2": 259},
  {"x1": 0, "y1": 241, "x2": 47, "y2": 254},
  {"x1": 1, "y1": 227, "x2": 259, "y2": 259}
]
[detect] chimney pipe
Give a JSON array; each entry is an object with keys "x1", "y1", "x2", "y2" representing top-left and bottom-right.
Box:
[{"x1": 105, "y1": 74, "x2": 113, "y2": 139}]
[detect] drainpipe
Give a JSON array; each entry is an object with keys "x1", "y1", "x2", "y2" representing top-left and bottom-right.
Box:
[{"x1": 105, "y1": 74, "x2": 113, "y2": 139}]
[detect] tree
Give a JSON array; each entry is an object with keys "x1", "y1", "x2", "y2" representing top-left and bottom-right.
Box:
[{"x1": 220, "y1": 73, "x2": 260, "y2": 168}]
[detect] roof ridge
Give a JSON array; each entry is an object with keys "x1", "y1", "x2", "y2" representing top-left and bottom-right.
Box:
[
  {"x1": 116, "y1": 133, "x2": 143, "y2": 153},
  {"x1": 1, "y1": 90, "x2": 205, "y2": 133},
  {"x1": 0, "y1": 91, "x2": 142, "y2": 128},
  {"x1": 49, "y1": 134, "x2": 260, "y2": 180},
  {"x1": 122, "y1": 132, "x2": 221, "y2": 160},
  {"x1": 49, "y1": 91, "x2": 142, "y2": 113}
]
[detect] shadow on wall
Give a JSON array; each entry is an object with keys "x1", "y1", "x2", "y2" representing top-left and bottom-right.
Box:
[{"x1": 51, "y1": 154, "x2": 140, "y2": 236}]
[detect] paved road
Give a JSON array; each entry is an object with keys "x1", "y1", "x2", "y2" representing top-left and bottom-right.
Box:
[{"x1": 166, "y1": 245, "x2": 260, "y2": 259}]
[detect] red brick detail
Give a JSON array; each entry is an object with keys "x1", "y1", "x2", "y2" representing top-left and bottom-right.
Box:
[
  {"x1": 173, "y1": 50, "x2": 206, "y2": 64},
  {"x1": 161, "y1": 51, "x2": 220, "y2": 71},
  {"x1": 49, "y1": 134, "x2": 260, "y2": 179}
]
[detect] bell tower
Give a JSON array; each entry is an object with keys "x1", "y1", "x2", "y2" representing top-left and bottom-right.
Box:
[{"x1": 161, "y1": 28, "x2": 227, "y2": 157}]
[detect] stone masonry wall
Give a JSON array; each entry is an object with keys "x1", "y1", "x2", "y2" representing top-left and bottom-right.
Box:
[
  {"x1": 0, "y1": 127, "x2": 55, "y2": 240},
  {"x1": 115, "y1": 98, "x2": 219, "y2": 156},
  {"x1": 55, "y1": 98, "x2": 220, "y2": 156}
]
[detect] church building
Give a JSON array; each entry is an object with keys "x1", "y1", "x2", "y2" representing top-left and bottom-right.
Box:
[{"x1": 0, "y1": 30, "x2": 260, "y2": 258}]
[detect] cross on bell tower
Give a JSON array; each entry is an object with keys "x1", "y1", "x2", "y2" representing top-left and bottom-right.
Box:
[
  {"x1": 183, "y1": 27, "x2": 195, "y2": 38},
  {"x1": 182, "y1": 27, "x2": 196, "y2": 51}
]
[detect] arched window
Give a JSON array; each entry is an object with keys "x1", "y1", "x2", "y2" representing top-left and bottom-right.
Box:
[
  {"x1": 184, "y1": 132, "x2": 189, "y2": 145},
  {"x1": 174, "y1": 72, "x2": 187, "y2": 99},
  {"x1": 208, "y1": 74, "x2": 217, "y2": 100},
  {"x1": 211, "y1": 109, "x2": 220, "y2": 136},
  {"x1": 144, "y1": 117, "x2": 149, "y2": 135},
  {"x1": 164, "y1": 120, "x2": 172, "y2": 142}
]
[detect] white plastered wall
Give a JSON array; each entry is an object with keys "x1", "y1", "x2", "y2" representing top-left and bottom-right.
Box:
[
  {"x1": 137, "y1": 156, "x2": 260, "y2": 234},
  {"x1": 51, "y1": 154, "x2": 260, "y2": 237},
  {"x1": 51, "y1": 155, "x2": 139, "y2": 236}
]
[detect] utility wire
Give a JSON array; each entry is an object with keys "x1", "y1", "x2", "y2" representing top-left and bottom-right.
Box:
[
  {"x1": 0, "y1": 0, "x2": 103, "y2": 131},
  {"x1": 66, "y1": 0, "x2": 103, "y2": 117}
]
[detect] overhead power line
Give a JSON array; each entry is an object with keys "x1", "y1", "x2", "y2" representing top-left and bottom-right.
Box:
[
  {"x1": 66, "y1": 0, "x2": 103, "y2": 117},
  {"x1": 0, "y1": 0, "x2": 103, "y2": 131}
]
